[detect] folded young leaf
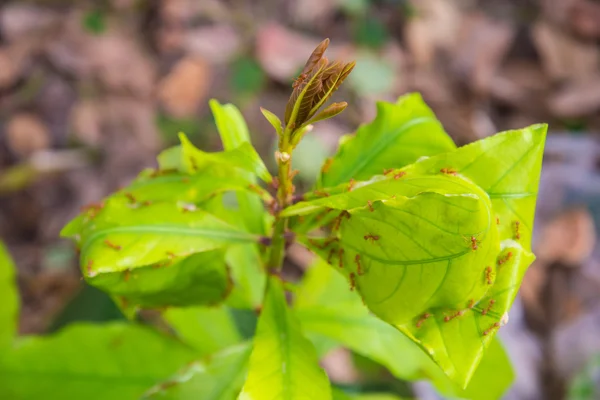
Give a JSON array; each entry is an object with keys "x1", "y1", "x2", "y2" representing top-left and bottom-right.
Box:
[
  {"x1": 332, "y1": 388, "x2": 407, "y2": 400},
  {"x1": 239, "y1": 276, "x2": 332, "y2": 400},
  {"x1": 404, "y1": 123, "x2": 547, "y2": 253},
  {"x1": 61, "y1": 197, "x2": 258, "y2": 274},
  {"x1": 163, "y1": 306, "x2": 241, "y2": 356},
  {"x1": 0, "y1": 323, "x2": 196, "y2": 400},
  {"x1": 293, "y1": 125, "x2": 545, "y2": 388},
  {"x1": 211, "y1": 100, "x2": 270, "y2": 235},
  {"x1": 259, "y1": 107, "x2": 283, "y2": 137},
  {"x1": 296, "y1": 259, "x2": 515, "y2": 400},
  {"x1": 144, "y1": 343, "x2": 251, "y2": 400},
  {"x1": 301, "y1": 188, "x2": 500, "y2": 387},
  {"x1": 88, "y1": 250, "x2": 232, "y2": 308},
  {"x1": 318, "y1": 93, "x2": 455, "y2": 188},
  {"x1": 157, "y1": 133, "x2": 272, "y2": 184},
  {"x1": 0, "y1": 242, "x2": 19, "y2": 350}
]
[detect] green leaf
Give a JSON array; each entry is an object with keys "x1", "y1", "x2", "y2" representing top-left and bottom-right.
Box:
[
  {"x1": 163, "y1": 306, "x2": 241, "y2": 356},
  {"x1": 210, "y1": 99, "x2": 269, "y2": 235},
  {"x1": 332, "y1": 388, "x2": 406, "y2": 400},
  {"x1": 0, "y1": 242, "x2": 19, "y2": 350},
  {"x1": 179, "y1": 134, "x2": 272, "y2": 184},
  {"x1": 88, "y1": 250, "x2": 233, "y2": 309},
  {"x1": 318, "y1": 93, "x2": 455, "y2": 188},
  {"x1": 61, "y1": 195, "x2": 259, "y2": 308},
  {"x1": 209, "y1": 100, "x2": 269, "y2": 307},
  {"x1": 405, "y1": 123, "x2": 548, "y2": 253},
  {"x1": 460, "y1": 337, "x2": 514, "y2": 400},
  {"x1": 144, "y1": 343, "x2": 252, "y2": 399},
  {"x1": 295, "y1": 259, "x2": 445, "y2": 382},
  {"x1": 297, "y1": 259, "x2": 515, "y2": 400},
  {"x1": 0, "y1": 323, "x2": 196, "y2": 400},
  {"x1": 292, "y1": 124, "x2": 545, "y2": 387},
  {"x1": 61, "y1": 196, "x2": 257, "y2": 272},
  {"x1": 309, "y1": 102, "x2": 348, "y2": 125},
  {"x1": 260, "y1": 107, "x2": 283, "y2": 137},
  {"x1": 225, "y1": 244, "x2": 266, "y2": 309},
  {"x1": 239, "y1": 277, "x2": 332, "y2": 399},
  {"x1": 127, "y1": 169, "x2": 267, "y2": 205}
]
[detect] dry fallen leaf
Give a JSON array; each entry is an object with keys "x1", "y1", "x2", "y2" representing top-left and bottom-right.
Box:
[
  {"x1": 157, "y1": 57, "x2": 211, "y2": 118},
  {"x1": 569, "y1": 0, "x2": 600, "y2": 39},
  {"x1": 405, "y1": 0, "x2": 463, "y2": 67},
  {"x1": 6, "y1": 113, "x2": 51, "y2": 158},
  {"x1": 184, "y1": 25, "x2": 241, "y2": 64},
  {"x1": 452, "y1": 12, "x2": 516, "y2": 94},
  {"x1": 549, "y1": 75, "x2": 600, "y2": 117},
  {"x1": 536, "y1": 208, "x2": 596, "y2": 266},
  {"x1": 532, "y1": 20, "x2": 600, "y2": 82},
  {"x1": 256, "y1": 24, "x2": 327, "y2": 82}
]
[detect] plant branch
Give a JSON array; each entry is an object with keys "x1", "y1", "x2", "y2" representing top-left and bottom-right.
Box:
[{"x1": 267, "y1": 130, "x2": 294, "y2": 271}]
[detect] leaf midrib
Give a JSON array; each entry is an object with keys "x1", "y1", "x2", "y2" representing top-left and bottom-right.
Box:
[{"x1": 81, "y1": 225, "x2": 257, "y2": 256}]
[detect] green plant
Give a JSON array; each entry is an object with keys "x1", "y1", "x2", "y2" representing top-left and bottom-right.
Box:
[{"x1": 0, "y1": 40, "x2": 546, "y2": 399}]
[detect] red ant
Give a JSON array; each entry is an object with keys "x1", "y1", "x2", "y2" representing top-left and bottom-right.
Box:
[
  {"x1": 416, "y1": 313, "x2": 432, "y2": 328},
  {"x1": 338, "y1": 248, "x2": 344, "y2": 268},
  {"x1": 104, "y1": 240, "x2": 122, "y2": 251},
  {"x1": 322, "y1": 158, "x2": 333, "y2": 173},
  {"x1": 514, "y1": 221, "x2": 521, "y2": 240},
  {"x1": 347, "y1": 179, "x2": 356, "y2": 191},
  {"x1": 497, "y1": 251, "x2": 513, "y2": 266},
  {"x1": 444, "y1": 309, "x2": 465, "y2": 322},
  {"x1": 327, "y1": 248, "x2": 335, "y2": 264},
  {"x1": 367, "y1": 200, "x2": 374, "y2": 212},
  {"x1": 481, "y1": 299, "x2": 496, "y2": 316},
  {"x1": 485, "y1": 266, "x2": 493, "y2": 284},
  {"x1": 440, "y1": 168, "x2": 458, "y2": 176},
  {"x1": 464, "y1": 235, "x2": 481, "y2": 251},
  {"x1": 355, "y1": 254, "x2": 363, "y2": 275},
  {"x1": 124, "y1": 192, "x2": 137, "y2": 204},
  {"x1": 383, "y1": 168, "x2": 394, "y2": 175},
  {"x1": 349, "y1": 272, "x2": 356, "y2": 291},
  {"x1": 364, "y1": 234, "x2": 380, "y2": 242},
  {"x1": 86, "y1": 260, "x2": 94, "y2": 275},
  {"x1": 483, "y1": 322, "x2": 501, "y2": 336},
  {"x1": 393, "y1": 171, "x2": 406, "y2": 180}
]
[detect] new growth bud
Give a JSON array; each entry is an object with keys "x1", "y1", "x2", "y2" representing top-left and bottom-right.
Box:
[{"x1": 284, "y1": 38, "x2": 355, "y2": 133}]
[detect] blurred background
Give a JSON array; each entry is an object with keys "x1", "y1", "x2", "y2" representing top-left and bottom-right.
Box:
[{"x1": 0, "y1": 0, "x2": 599, "y2": 399}]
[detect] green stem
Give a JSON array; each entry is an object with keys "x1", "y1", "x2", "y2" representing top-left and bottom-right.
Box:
[{"x1": 267, "y1": 132, "x2": 294, "y2": 271}]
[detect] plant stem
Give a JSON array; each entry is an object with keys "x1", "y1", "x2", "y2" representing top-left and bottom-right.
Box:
[{"x1": 267, "y1": 134, "x2": 294, "y2": 271}]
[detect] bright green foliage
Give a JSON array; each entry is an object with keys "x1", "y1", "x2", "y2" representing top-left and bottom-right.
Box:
[
  {"x1": 144, "y1": 343, "x2": 252, "y2": 399},
  {"x1": 60, "y1": 125, "x2": 271, "y2": 310},
  {"x1": 210, "y1": 100, "x2": 269, "y2": 233},
  {"x1": 225, "y1": 244, "x2": 266, "y2": 308},
  {"x1": 318, "y1": 93, "x2": 456, "y2": 188},
  {"x1": 291, "y1": 123, "x2": 546, "y2": 387},
  {"x1": 260, "y1": 107, "x2": 283, "y2": 137},
  {"x1": 53, "y1": 91, "x2": 546, "y2": 399},
  {"x1": 332, "y1": 388, "x2": 406, "y2": 400},
  {"x1": 163, "y1": 306, "x2": 241, "y2": 356},
  {"x1": 0, "y1": 242, "x2": 19, "y2": 350},
  {"x1": 296, "y1": 259, "x2": 515, "y2": 399},
  {"x1": 210, "y1": 100, "x2": 269, "y2": 307},
  {"x1": 0, "y1": 323, "x2": 196, "y2": 400},
  {"x1": 240, "y1": 277, "x2": 332, "y2": 399}
]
